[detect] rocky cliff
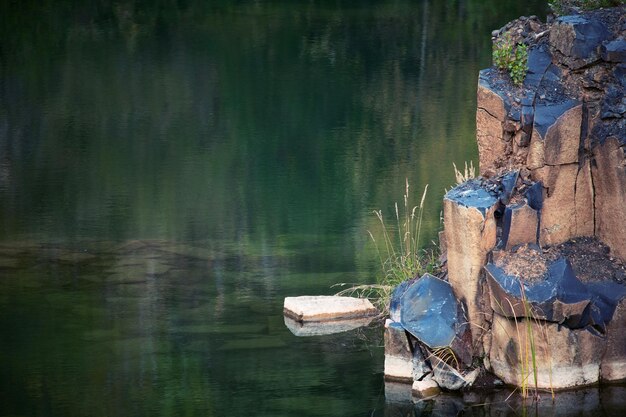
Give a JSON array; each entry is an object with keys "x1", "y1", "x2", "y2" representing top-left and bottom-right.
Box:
[{"x1": 385, "y1": 5, "x2": 626, "y2": 397}]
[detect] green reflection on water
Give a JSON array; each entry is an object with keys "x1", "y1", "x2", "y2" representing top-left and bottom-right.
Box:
[{"x1": 1, "y1": 1, "x2": 550, "y2": 416}]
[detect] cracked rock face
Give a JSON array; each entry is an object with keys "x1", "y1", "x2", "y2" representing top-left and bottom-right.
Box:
[
  {"x1": 383, "y1": 6, "x2": 626, "y2": 394},
  {"x1": 443, "y1": 180, "x2": 499, "y2": 353},
  {"x1": 550, "y1": 14, "x2": 611, "y2": 68},
  {"x1": 476, "y1": 6, "x2": 626, "y2": 256}
]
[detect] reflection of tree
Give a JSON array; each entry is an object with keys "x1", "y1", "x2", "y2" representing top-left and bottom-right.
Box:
[
  {"x1": 0, "y1": 1, "x2": 552, "y2": 415},
  {"x1": 0, "y1": 0, "x2": 546, "y2": 247}
]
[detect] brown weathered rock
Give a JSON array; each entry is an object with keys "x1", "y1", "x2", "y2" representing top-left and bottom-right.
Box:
[
  {"x1": 438, "y1": 230, "x2": 447, "y2": 263},
  {"x1": 592, "y1": 137, "x2": 626, "y2": 262},
  {"x1": 477, "y1": 108, "x2": 507, "y2": 175},
  {"x1": 501, "y1": 202, "x2": 539, "y2": 250},
  {"x1": 384, "y1": 320, "x2": 413, "y2": 383},
  {"x1": 602, "y1": 297, "x2": 626, "y2": 381},
  {"x1": 444, "y1": 186, "x2": 499, "y2": 351},
  {"x1": 527, "y1": 130, "x2": 545, "y2": 169},
  {"x1": 544, "y1": 104, "x2": 582, "y2": 165},
  {"x1": 490, "y1": 313, "x2": 606, "y2": 389},
  {"x1": 533, "y1": 164, "x2": 580, "y2": 246},
  {"x1": 529, "y1": 159, "x2": 594, "y2": 245},
  {"x1": 575, "y1": 159, "x2": 595, "y2": 237},
  {"x1": 476, "y1": 79, "x2": 508, "y2": 175},
  {"x1": 477, "y1": 81, "x2": 506, "y2": 121}
]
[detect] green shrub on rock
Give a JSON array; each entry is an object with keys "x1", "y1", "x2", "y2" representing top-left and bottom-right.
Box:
[{"x1": 492, "y1": 33, "x2": 528, "y2": 86}]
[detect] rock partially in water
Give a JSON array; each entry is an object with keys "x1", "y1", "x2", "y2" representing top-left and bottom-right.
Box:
[
  {"x1": 411, "y1": 376, "x2": 440, "y2": 399},
  {"x1": 384, "y1": 320, "x2": 413, "y2": 383},
  {"x1": 490, "y1": 313, "x2": 606, "y2": 389},
  {"x1": 444, "y1": 180, "x2": 499, "y2": 352},
  {"x1": 430, "y1": 356, "x2": 479, "y2": 391},
  {"x1": 384, "y1": 381, "x2": 412, "y2": 404},
  {"x1": 602, "y1": 295, "x2": 626, "y2": 381},
  {"x1": 283, "y1": 295, "x2": 378, "y2": 322}
]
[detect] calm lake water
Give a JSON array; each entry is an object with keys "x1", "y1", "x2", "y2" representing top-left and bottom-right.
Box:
[{"x1": 9, "y1": 1, "x2": 621, "y2": 416}]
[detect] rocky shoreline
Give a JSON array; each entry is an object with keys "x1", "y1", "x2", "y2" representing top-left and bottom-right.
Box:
[{"x1": 384, "y1": 4, "x2": 626, "y2": 399}]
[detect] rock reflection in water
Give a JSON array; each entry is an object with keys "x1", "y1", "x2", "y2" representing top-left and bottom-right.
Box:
[
  {"x1": 385, "y1": 383, "x2": 626, "y2": 416},
  {"x1": 284, "y1": 316, "x2": 374, "y2": 337}
]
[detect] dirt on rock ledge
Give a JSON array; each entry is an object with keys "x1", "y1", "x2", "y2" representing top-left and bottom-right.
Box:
[
  {"x1": 547, "y1": 237, "x2": 626, "y2": 283},
  {"x1": 494, "y1": 237, "x2": 626, "y2": 284}
]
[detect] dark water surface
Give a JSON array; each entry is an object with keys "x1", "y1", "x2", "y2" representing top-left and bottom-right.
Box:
[{"x1": 0, "y1": 1, "x2": 589, "y2": 416}]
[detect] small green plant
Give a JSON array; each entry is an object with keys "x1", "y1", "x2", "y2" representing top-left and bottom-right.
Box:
[
  {"x1": 492, "y1": 33, "x2": 528, "y2": 86},
  {"x1": 335, "y1": 180, "x2": 439, "y2": 315}
]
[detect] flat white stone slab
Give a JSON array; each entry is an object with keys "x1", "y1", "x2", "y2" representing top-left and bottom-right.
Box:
[{"x1": 283, "y1": 295, "x2": 378, "y2": 322}]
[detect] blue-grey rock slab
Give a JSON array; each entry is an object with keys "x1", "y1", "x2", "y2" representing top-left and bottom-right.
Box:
[
  {"x1": 485, "y1": 258, "x2": 591, "y2": 328},
  {"x1": 601, "y1": 83, "x2": 626, "y2": 119},
  {"x1": 585, "y1": 281, "x2": 626, "y2": 333},
  {"x1": 444, "y1": 180, "x2": 499, "y2": 216},
  {"x1": 389, "y1": 277, "x2": 417, "y2": 323},
  {"x1": 498, "y1": 171, "x2": 519, "y2": 205},
  {"x1": 521, "y1": 103, "x2": 534, "y2": 135},
  {"x1": 533, "y1": 99, "x2": 579, "y2": 139},
  {"x1": 525, "y1": 44, "x2": 552, "y2": 90},
  {"x1": 550, "y1": 15, "x2": 611, "y2": 67},
  {"x1": 601, "y1": 37, "x2": 626, "y2": 63},
  {"x1": 525, "y1": 181, "x2": 543, "y2": 211},
  {"x1": 399, "y1": 274, "x2": 459, "y2": 349}
]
